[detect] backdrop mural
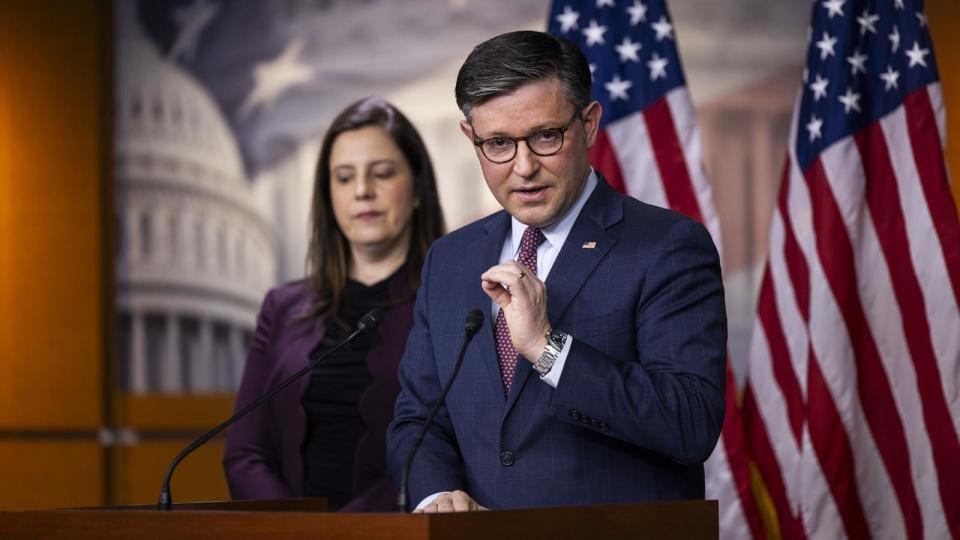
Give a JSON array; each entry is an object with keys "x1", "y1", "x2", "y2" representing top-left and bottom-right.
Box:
[{"x1": 114, "y1": 0, "x2": 807, "y2": 397}]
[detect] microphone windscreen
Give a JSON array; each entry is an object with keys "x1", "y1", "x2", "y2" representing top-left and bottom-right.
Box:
[
  {"x1": 357, "y1": 308, "x2": 385, "y2": 331},
  {"x1": 465, "y1": 309, "x2": 484, "y2": 333}
]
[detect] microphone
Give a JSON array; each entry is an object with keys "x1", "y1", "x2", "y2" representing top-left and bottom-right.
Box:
[
  {"x1": 157, "y1": 308, "x2": 385, "y2": 511},
  {"x1": 396, "y1": 309, "x2": 484, "y2": 512}
]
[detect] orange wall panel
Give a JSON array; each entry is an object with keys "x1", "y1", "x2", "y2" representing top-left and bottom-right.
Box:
[
  {"x1": 0, "y1": 2, "x2": 105, "y2": 428},
  {"x1": 113, "y1": 439, "x2": 230, "y2": 505},
  {"x1": 117, "y1": 395, "x2": 235, "y2": 431},
  {"x1": 0, "y1": 440, "x2": 103, "y2": 510},
  {"x1": 928, "y1": 0, "x2": 960, "y2": 208}
]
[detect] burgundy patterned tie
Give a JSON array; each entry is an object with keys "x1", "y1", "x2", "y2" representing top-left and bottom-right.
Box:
[{"x1": 495, "y1": 227, "x2": 546, "y2": 395}]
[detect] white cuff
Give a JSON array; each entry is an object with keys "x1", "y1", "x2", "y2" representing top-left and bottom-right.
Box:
[{"x1": 415, "y1": 491, "x2": 447, "y2": 511}]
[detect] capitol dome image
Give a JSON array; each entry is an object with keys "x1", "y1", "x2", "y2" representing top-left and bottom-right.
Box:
[{"x1": 114, "y1": 24, "x2": 279, "y2": 394}]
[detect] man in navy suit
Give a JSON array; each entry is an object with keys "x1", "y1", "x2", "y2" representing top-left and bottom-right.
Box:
[{"x1": 387, "y1": 30, "x2": 726, "y2": 512}]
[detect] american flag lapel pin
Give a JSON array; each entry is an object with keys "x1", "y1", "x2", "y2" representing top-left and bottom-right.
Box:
[{"x1": 581, "y1": 241, "x2": 597, "y2": 249}]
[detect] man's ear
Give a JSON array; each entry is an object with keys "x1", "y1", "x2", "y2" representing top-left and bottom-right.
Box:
[
  {"x1": 459, "y1": 119, "x2": 474, "y2": 141},
  {"x1": 581, "y1": 101, "x2": 603, "y2": 148}
]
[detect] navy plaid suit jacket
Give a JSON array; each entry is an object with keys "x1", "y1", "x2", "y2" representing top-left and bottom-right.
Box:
[{"x1": 387, "y1": 178, "x2": 727, "y2": 509}]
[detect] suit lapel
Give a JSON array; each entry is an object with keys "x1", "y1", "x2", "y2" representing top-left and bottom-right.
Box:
[
  {"x1": 503, "y1": 177, "x2": 624, "y2": 417},
  {"x1": 545, "y1": 178, "x2": 622, "y2": 325},
  {"x1": 470, "y1": 211, "x2": 511, "y2": 406}
]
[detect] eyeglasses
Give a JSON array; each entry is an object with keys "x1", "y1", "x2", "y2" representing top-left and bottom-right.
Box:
[{"x1": 470, "y1": 110, "x2": 581, "y2": 164}]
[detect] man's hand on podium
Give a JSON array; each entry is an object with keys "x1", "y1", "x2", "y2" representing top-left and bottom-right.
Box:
[{"x1": 414, "y1": 490, "x2": 488, "y2": 513}]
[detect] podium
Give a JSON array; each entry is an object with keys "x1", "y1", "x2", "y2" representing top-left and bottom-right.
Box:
[{"x1": 0, "y1": 498, "x2": 718, "y2": 539}]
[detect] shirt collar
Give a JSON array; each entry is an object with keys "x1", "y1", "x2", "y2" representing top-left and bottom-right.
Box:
[{"x1": 510, "y1": 168, "x2": 599, "y2": 254}]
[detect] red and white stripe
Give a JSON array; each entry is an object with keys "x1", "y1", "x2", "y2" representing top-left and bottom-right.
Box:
[
  {"x1": 590, "y1": 86, "x2": 762, "y2": 540},
  {"x1": 745, "y1": 83, "x2": 960, "y2": 540}
]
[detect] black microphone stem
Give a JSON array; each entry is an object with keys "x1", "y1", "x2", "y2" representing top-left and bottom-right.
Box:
[
  {"x1": 397, "y1": 310, "x2": 482, "y2": 512},
  {"x1": 158, "y1": 310, "x2": 382, "y2": 511}
]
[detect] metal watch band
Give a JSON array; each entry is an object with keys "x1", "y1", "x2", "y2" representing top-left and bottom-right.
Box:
[{"x1": 534, "y1": 329, "x2": 567, "y2": 376}]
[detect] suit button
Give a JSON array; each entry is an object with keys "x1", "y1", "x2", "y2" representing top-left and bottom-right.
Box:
[
  {"x1": 589, "y1": 418, "x2": 599, "y2": 428},
  {"x1": 599, "y1": 422, "x2": 609, "y2": 432},
  {"x1": 570, "y1": 410, "x2": 581, "y2": 422},
  {"x1": 500, "y1": 451, "x2": 515, "y2": 466}
]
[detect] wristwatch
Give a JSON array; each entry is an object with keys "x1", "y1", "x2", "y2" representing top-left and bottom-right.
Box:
[{"x1": 533, "y1": 328, "x2": 568, "y2": 376}]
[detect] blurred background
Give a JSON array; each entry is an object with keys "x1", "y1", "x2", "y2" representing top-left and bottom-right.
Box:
[{"x1": 0, "y1": 0, "x2": 958, "y2": 509}]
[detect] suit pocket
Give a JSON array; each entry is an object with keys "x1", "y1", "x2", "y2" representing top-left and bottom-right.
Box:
[{"x1": 570, "y1": 309, "x2": 627, "y2": 338}]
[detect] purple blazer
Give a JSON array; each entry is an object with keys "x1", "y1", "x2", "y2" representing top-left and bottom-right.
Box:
[{"x1": 223, "y1": 275, "x2": 414, "y2": 511}]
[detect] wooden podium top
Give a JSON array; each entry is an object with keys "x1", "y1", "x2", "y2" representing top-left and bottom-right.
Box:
[{"x1": 0, "y1": 499, "x2": 718, "y2": 540}]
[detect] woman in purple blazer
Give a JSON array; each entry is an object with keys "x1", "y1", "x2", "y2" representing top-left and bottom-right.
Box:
[{"x1": 223, "y1": 97, "x2": 445, "y2": 511}]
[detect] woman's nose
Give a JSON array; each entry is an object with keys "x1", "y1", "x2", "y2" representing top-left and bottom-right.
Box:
[{"x1": 354, "y1": 176, "x2": 375, "y2": 199}]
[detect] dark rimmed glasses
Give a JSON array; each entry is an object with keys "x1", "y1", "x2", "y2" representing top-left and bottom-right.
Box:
[{"x1": 471, "y1": 110, "x2": 581, "y2": 164}]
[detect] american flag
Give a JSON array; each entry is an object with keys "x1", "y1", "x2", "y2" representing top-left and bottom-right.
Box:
[
  {"x1": 548, "y1": 2, "x2": 763, "y2": 539},
  {"x1": 745, "y1": 0, "x2": 960, "y2": 538}
]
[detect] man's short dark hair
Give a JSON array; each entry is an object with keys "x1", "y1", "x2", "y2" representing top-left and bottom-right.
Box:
[{"x1": 455, "y1": 30, "x2": 592, "y2": 118}]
